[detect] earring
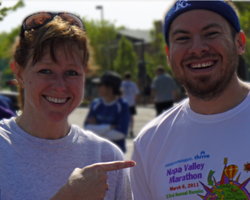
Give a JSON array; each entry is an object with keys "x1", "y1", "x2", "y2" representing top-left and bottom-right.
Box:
[{"x1": 19, "y1": 79, "x2": 24, "y2": 88}]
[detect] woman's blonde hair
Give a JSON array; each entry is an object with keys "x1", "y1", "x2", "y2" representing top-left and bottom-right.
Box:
[{"x1": 14, "y1": 16, "x2": 89, "y2": 71}]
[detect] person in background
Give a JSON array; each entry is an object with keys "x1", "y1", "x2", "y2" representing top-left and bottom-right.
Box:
[
  {"x1": 0, "y1": 105, "x2": 16, "y2": 120},
  {"x1": 143, "y1": 75, "x2": 152, "y2": 105},
  {"x1": 0, "y1": 93, "x2": 16, "y2": 114},
  {"x1": 131, "y1": 1, "x2": 250, "y2": 199},
  {"x1": 84, "y1": 71, "x2": 130, "y2": 153},
  {"x1": 0, "y1": 11, "x2": 135, "y2": 200},
  {"x1": 0, "y1": 91, "x2": 17, "y2": 119},
  {"x1": 151, "y1": 65, "x2": 178, "y2": 116},
  {"x1": 121, "y1": 71, "x2": 139, "y2": 138}
]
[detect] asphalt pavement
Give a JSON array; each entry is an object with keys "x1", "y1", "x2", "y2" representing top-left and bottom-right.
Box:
[{"x1": 68, "y1": 105, "x2": 156, "y2": 160}]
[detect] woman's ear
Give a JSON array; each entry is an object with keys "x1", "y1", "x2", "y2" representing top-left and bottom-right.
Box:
[{"x1": 11, "y1": 61, "x2": 24, "y2": 87}]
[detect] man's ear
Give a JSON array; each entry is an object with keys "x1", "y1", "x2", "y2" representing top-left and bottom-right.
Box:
[
  {"x1": 11, "y1": 61, "x2": 24, "y2": 87},
  {"x1": 236, "y1": 31, "x2": 246, "y2": 55},
  {"x1": 165, "y1": 46, "x2": 171, "y2": 67}
]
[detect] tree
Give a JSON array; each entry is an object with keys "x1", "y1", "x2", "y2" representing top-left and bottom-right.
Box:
[
  {"x1": 84, "y1": 19, "x2": 117, "y2": 73},
  {"x1": 234, "y1": 2, "x2": 250, "y2": 67},
  {"x1": 0, "y1": 27, "x2": 20, "y2": 88},
  {"x1": 113, "y1": 36, "x2": 138, "y2": 79},
  {"x1": 145, "y1": 21, "x2": 171, "y2": 80},
  {"x1": 0, "y1": 0, "x2": 24, "y2": 21},
  {"x1": 0, "y1": 0, "x2": 24, "y2": 89}
]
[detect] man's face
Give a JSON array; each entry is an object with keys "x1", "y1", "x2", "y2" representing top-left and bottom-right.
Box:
[{"x1": 167, "y1": 9, "x2": 243, "y2": 101}]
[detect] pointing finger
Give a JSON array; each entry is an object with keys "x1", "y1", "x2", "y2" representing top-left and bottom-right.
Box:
[{"x1": 100, "y1": 160, "x2": 136, "y2": 172}]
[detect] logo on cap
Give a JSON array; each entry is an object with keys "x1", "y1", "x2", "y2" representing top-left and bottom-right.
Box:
[{"x1": 175, "y1": 0, "x2": 191, "y2": 11}]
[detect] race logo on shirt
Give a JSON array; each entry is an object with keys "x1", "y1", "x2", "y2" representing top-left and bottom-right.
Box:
[
  {"x1": 199, "y1": 158, "x2": 250, "y2": 199},
  {"x1": 245, "y1": 162, "x2": 250, "y2": 173},
  {"x1": 165, "y1": 154, "x2": 250, "y2": 199}
]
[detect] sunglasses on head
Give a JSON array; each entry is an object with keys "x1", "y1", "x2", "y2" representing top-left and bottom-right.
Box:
[{"x1": 20, "y1": 12, "x2": 85, "y2": 37}]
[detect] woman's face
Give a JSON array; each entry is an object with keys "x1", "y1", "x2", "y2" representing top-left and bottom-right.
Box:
[{"x1": 17, "y1": 44, "x2": 85, "y2": 123}]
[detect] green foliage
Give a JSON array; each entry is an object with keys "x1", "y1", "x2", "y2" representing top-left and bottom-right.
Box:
[
  {"x1": 0, "y1": 27, "x2": 20, "y2": 88},
  {"x1": 234, "y1": 2, "x2": 250, "y2": 68},
  {"x1": 0, "y1": 0, "x2": 24, "y2": 21},
  {"x1": 84, "y1": 18, "x2": 117, "y2": 73},
  {"x1": 145, "y1": 21, "x2": 171, "y2": 79},
  {"x1": 0, "y1": 0, "x2": 24, "y2": 88},
  {"x1": 0, "y1": 27, "x2": 20, "y2": 59},
  {"x1": 113, "y1": 36, "x2": 138, "y2": 79}
]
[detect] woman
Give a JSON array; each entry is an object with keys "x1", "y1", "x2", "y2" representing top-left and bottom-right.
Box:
[{"x1": 0, "y1": 12, "x2": 135, "y2": 199}]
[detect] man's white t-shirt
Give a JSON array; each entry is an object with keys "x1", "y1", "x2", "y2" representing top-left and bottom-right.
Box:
[{"x1": 131, "y1": 93, "x2": 250, "y2": 199}]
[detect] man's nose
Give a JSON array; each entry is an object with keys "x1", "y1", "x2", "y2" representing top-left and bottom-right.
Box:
[{"x1": 188, "y1": 35, "x2": 209, "y2": 56}]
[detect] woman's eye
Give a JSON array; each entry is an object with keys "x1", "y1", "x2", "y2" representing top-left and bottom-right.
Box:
[
  {"x1": 65, "y1": 70, "x2": 78, "y2": 76},
  {"x1": 39, "y1": 69, "x2": 51, "y2": 74}
]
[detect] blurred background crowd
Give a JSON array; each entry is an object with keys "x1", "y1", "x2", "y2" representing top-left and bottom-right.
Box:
[{"x1": 1, "y1": 0, "x2": 250, "y2": 128}]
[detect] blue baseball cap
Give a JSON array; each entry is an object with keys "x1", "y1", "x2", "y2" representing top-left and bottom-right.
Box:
[{"x1": 164, "y1": 0, "x2": 241, "y2": 44}]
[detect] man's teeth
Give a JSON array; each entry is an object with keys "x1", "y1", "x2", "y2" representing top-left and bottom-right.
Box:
[
  {"x1": 46, "y1": 96, "x2": 67, "y2": 103},
  {"x1": 190, "y1": 61, "x2": 214, "y2": 69}
]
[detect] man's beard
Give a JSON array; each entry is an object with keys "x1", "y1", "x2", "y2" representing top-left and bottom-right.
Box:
[
  {"x1": 171, "y1": 48, "x2": 239, "y2": 101},
  {"x1": 184, "y1": 70, "x2": 236, "y2": 101}
]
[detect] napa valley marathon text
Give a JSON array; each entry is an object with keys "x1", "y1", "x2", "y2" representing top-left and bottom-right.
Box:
[{"x1": 166, "y1": 162, "x2": 204, "y2": 183}]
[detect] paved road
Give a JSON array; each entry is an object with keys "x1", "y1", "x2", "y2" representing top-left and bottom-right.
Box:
[{"x1": 68, "y1": 105, "x2": 156, "y2": 160}]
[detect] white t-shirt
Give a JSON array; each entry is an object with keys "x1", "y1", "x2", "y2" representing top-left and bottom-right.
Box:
[
  {"x1": 121, "y1": 80, "x2": 139, "y2": 106},
  {"x1": 131, "y1": 93, "x2": 250, "y2": 200},
  {"x1": 0, "y1": 118, "x2": 132, "y2": 200}
]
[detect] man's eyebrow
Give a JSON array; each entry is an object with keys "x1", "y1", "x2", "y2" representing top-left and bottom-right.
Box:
[
  {"x1": 202, "y1": 23, "x2": 223, "y2": 31},
  {"x1": 171, "y1": 23, "x2": 223, "y2": 37},
  {"x1": 171, "y1": 29, "x2": 189, "y2": 37}
]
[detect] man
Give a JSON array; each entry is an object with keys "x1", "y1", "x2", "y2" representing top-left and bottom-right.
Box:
[
  {"x1": 131, "y1": 1, "x2": 250, "y2": 199},
  {"x1": 84, "y1": 71, "x2": 130, "y2": 153},
  {"x1": 121, "y1": 71, "x2": 139, "y2": 138},
  {"x1": 151, "y1": 65, "x2": 178, "y2": 116}
]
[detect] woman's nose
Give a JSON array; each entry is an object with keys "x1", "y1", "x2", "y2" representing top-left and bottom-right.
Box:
[{"x1": 51, "y1": 75, "x2": 67, "y2": 91}]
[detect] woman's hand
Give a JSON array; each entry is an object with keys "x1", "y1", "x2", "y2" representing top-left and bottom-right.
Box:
[{"x1": 50, "y1": 160, "x2": 136, "y2": 200}]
